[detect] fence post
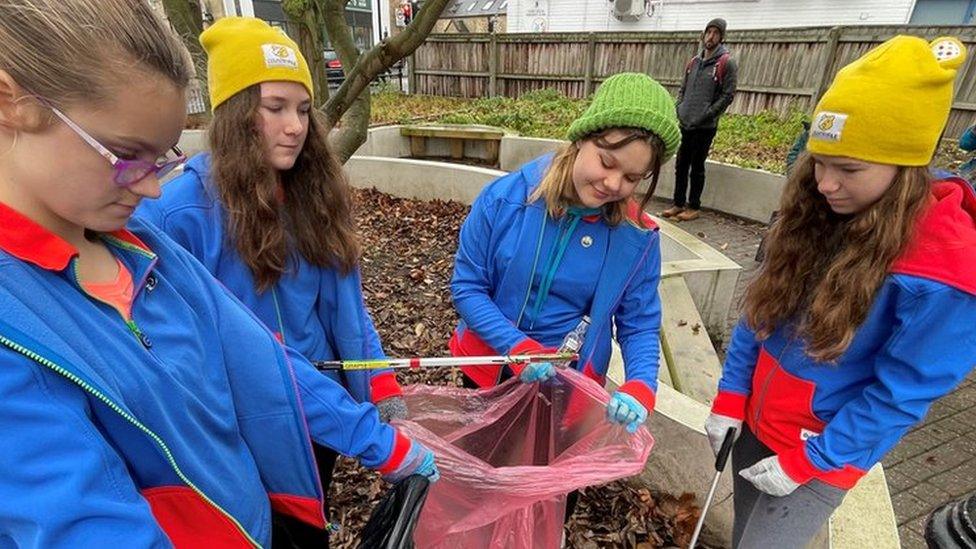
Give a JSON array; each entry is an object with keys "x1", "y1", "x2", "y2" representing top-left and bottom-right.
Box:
[
  {"x1": 814, "y1": 26, "x2": 843, "y2": 104},
  {"x1": 408, "y1": 53, "x2": 417, "y2": 94},
  {"x1": 584, "y1": 33, "x2": 597, "y2": 97},
  {"x1": 488, "y1": 33, "x2": 499, "y2": 97}
]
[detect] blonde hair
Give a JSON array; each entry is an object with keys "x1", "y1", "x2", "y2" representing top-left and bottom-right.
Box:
[
  {"x1": 529, "y1": 128, "x2": 664, "y2": 228},
  {"x1": 0, "y1": 0, "x2": 193, "y2": 108}
]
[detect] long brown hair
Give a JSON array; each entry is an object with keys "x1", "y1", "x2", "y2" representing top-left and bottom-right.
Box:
[
  {"x1": 529, "y1": 128, "x2": 665, "y2": 228},
  {"x1": 743, "y1": 153, "x2": 932, "y2": 361},
  {"x1": 209, "y1": 85, "x2": 360, "y2": 291}
]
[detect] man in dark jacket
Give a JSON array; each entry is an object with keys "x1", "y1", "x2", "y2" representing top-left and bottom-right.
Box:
[{"x1": 663, "y1": 18, "x2": 738, "y2": 221}]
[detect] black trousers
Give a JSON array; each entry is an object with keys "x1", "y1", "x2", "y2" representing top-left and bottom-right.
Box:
[
  {"x1": 673, "y1": 127, "x2": 718, "y2": 210},
  {"x1": 271, "y1": 444, "x2": 339, "y2": 548}
]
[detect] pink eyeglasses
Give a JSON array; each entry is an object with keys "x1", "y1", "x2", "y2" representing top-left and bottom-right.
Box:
[{"x1": 47, "y1": 105, "x2": 185, "y2": 187}]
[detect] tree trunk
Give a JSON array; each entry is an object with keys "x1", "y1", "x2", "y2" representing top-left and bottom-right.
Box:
[
  {"x1": 282, "y1": 0, "x2": 331, "y2": 107},
  {"x1": 161, "y1": 0, "x2": 209, "y2": 111}
]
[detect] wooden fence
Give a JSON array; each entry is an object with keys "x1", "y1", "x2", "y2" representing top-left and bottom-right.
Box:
[{"x1": 408, "y1": 26, "x2": 976, "y2": 135}]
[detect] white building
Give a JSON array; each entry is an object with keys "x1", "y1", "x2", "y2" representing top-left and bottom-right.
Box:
[{"x1": 506, "y1": 0, "x2": 976, "y2": 33}]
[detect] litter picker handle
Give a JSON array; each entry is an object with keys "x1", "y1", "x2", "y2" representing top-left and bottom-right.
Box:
[
  {"x1": 688, "y1": 426, "x2": 738, "y2": 549},
  {"x1": 715, "y1": 427, "x2": 737, "y2": 472}
]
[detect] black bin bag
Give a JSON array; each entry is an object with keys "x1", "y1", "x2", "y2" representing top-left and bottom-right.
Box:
[{"x1": 358, "y1": 475, "x2": 430, "y2": 549}]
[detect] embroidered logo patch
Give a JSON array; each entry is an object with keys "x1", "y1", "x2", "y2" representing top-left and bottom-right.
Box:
[
  {"x1": 800, "y1": 428, "x2": 820, "y2": 441},
  {"x1": 932, "y1": 38, "x2": 962, "y2": 63},
  {"x1": 811, "y1": 111, "x2": 847, "y2": 142},
  {"x1": 262, "y1": 44, "x2": 298, "y2": 69}
]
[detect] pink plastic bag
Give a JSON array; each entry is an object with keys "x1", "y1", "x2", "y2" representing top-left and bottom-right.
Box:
[{"x1": 396, "y1": 368, "x2": 654, "y2": 548}]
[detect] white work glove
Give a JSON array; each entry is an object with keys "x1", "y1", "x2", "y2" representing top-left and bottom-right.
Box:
[
  {"x1": 704, "y1": 413, "x2": 742, "y2": 456},
  {"x1": 740, "y1": 455, "x2": 801, "y2": 497}
]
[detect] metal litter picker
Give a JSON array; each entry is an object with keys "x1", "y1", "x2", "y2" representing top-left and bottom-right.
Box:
[
  {"x1": 689, "y1": 427, "x2": 737, "y2": 548},
  {"x1": 314, "y1": 352, "x2": 579, "y2": 372}
]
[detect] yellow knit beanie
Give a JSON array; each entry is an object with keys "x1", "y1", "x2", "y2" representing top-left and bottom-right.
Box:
[
  {"x1": 808, "y1": 36, "x2": 966, "y2": 166},
  {"x1": 200, "y1": 17, "x2": 313, "y2": 111}
]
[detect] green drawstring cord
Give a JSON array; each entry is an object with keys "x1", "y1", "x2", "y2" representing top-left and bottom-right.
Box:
[{"x1": 527, "y1": 206, "x2": 601, "y2": 328}]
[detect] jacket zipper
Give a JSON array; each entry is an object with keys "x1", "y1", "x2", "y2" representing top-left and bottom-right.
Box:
[
  {"x1": 753, "y1": 340, "x2": 793, "y2": 425},
  {"x1": 0, "y1": 334, "x2": 261, "y2": 547},
  {"x1": 67, "y1": 257, "x2": 261, "y2": 546},
  {"x1": 581, "y1": 235, "x2": 655, "y2": 368},
  {"x1": 753, "y1": 361, "x2": 776, "y2": 425},
  {"x1": 71, "y1": 262, "x2": 148, "y2": 344}
]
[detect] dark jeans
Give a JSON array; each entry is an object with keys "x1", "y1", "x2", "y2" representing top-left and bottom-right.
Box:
[
  {"x1": 271, "y1": 444, "x2": 338, "y2": 548},
  {"x1": 674, "y1": 127, "x2": 718, "y2": 210},
  {"x1": 731, "y1": 425, "x2": 846, "y2": 549}
]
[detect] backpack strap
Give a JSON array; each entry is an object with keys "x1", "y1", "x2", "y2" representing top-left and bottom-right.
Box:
[
  {"x1": 714, "y1": 51, "x2": 731, "y2": 85},
  {"x1": 685, "y1": 56, "x2": 696, "y2": 77}
]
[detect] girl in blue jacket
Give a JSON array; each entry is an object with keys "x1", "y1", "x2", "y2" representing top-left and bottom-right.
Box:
[
  {"x1": 449, "y1": 73, "x2": 680, "y2": 434},
  {"x1": 0, "y1": 3, "x2": 435, "y2": 547},
  {"x1": 705, "y1": 36, "x2": 976, "y2": 548},
  {"x1": 136, "y1": 18, "x2": 411, "y2": 547}
]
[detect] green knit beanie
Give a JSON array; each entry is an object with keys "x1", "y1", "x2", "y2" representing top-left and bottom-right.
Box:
[{"x1": 567, "y1": 73, "x2": 681, "y2": 161}]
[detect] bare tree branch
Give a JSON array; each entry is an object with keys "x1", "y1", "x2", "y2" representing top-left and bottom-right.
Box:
[
  {"x1": 321, "y1": 0, "x2": 369, "y2": 161},
  {"x1": 281, "y1": 0, "x2": 449, "y2": 161},
  {"x1": 322, "y1": 0, "x2": 450, "y2": 126}
]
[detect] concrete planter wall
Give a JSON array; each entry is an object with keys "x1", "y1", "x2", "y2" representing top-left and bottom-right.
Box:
[
  {"x1": 180, "y1": 126, "x2": 786, "y2": 224},
  {"x1": 351, "y1": 126, "x2": 742, "y2": 340}
]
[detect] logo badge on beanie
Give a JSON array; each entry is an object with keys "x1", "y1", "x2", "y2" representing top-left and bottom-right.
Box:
[
  {"x1": 262, "y1": 44, "x2": 299, "y2": 69},
  {"x1": 932, "y1": 39, "x2": 962, "y2": 63},
  {"x1": 811, "y1": 111, "x2": 848, "y2": 143}
]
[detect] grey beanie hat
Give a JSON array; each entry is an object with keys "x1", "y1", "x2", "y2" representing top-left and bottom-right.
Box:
[{"x1": 705, "y1": 18, "x2": 727, "y2": 40}]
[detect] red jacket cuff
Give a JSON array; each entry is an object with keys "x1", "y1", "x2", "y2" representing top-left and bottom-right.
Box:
[
  {"x1": 370, "y1": 372, "x2": 403, "y2": 403},
  {"x1": 710, "y1": 390, "x2": 748, "y2": 421},
  {"x1": 617, "y1": 380, "x2": 656, "y2": 412},
  {"x1": 376, "y1": 431, "x2": 411, "y2": 475},
  {"x1": 507, "y1": 338, "x2": 549, "y2": 377}
]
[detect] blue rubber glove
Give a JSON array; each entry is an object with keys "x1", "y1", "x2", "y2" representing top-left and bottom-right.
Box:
[
  {"x1": 519, "y1": 361, "x2": 556, "y2": 383},
  {"x1": 382, "y1": 441, "x2": 440, "y2": 484},
  {"x1": 606, "y1": 391, "x2": 648, "y2": 434}
]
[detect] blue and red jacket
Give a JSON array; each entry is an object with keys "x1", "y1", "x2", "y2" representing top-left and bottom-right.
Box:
[
  {"x1": 0, "y1": 203, "x2": 411, "y2": 547},
  {"x1": 136, "y1": 154, "x2": 401, "y2": 405},
  {"x1": 449, "y1": 154, "x2": 662, "y2": 412},
  {"x1": 712, "y1": 178, "x2": 976, "y2": 489}
]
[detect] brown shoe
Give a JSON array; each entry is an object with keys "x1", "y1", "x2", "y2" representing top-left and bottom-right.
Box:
[
  {"x1": 661, "y1": 206, "x2": 684, "y2": 218},
  {"x1": 676, "y1": 208, "x2": 700, "y2": 221}
]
